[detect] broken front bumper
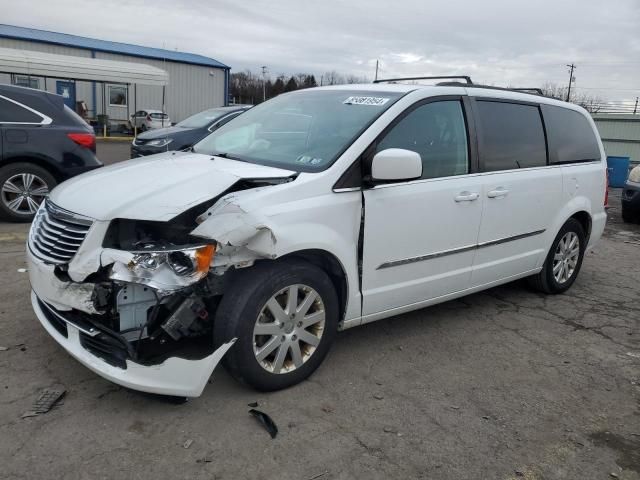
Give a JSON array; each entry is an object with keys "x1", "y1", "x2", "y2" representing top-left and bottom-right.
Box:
[{"x1": 27, "y1": 248, "x2": 236, "y2": 398}]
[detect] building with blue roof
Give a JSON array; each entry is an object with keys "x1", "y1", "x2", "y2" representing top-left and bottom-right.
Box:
[{"x1": 0, "y1": 24, "x2": 231, "y2": 124}]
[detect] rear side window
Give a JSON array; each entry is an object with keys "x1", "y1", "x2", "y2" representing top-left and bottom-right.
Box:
[
  {"x1": 0, "y1": 97, "x2": 44, "y2": 124},
  {"x1": 376, "y1": 100, "x2": 469, "y2": 179},
  {"x1": 542, "y1": 105, "x2": 601, "y2": 163},
  {"x1": 150, "y1": 113, "x2": 168, "y2": 119},
  {"x1": 476, "y1": 101, "x2": 547, "y2": 171}
]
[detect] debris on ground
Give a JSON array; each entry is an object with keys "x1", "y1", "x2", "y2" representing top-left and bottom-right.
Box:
[
  {"x1": 307, "y1": 471, "x2": 328, "y2": 480},
  {"x1": 183, "y1": 439, "x2": 193, "y2": 449},
  {"x1": 0, "y1": 346, "x2": 8, "y2": 351},
  {"x1": 373, "y1": 393, "x2": 384, "y2": 400},
  {"x1": 383, "y1": 426, "x2": 395, "y2": 433},
  {"x1": 515, "y1": 470, "x2": 525, "y2": 477},
  {"x1": 249, "y1": 408, "x2": 278, "y2": 439},
  {"x1": 321, "y1": 404, "x2": 334, "y2": 413},
  {"x1": 450, "y1": 405, "x2": 461, "y2": 410},
  {"x1": 17, "y1": 268, "x2": 27, "y2": 273},
  {"x1": 247, "y1": 401, "x2": 258, "y2": 408},
  {"x1": 609, "y1": 472, "x2": 619, "y2": 478},
  {"x1": 22, "y1": 387, "x2": 66, "y2": 418},
  {"x1": 196, "y1": 457, "x2": 213, "y2": 464}
]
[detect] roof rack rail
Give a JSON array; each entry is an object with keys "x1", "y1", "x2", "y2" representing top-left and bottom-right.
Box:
[
  {"x1": 510, "y1": 88, "x2": 544, "y2": 95},
  {"x1": 373, "y1": 75, "x2": 473, "y2": 85},
  {"x1": 435, "y1": 82, "x2": 546, "y2": 97}
]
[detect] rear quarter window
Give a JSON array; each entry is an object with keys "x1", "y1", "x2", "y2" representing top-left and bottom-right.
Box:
[
  {"x1": 542, "y1": 105, "x2": 601, "y2": 164},
  {"x1": 476, "y1": 100, "x2": 547, "y2": 172},
  {"x1": 0, "y1": 97, "x2": 44, "y2": 124}
]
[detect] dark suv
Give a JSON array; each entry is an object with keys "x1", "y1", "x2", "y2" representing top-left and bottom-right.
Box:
[{"x1": 0, "y1": 84, "x2": 102, "y2": 222}]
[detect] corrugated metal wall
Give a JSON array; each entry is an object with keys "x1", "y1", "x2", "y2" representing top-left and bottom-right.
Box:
[
  {"x1": 0, "y1": 38, "x2": 226, "y2": 123},
  {"x1": 592, "y1": 114, "x2": 640, "y2": 166}
]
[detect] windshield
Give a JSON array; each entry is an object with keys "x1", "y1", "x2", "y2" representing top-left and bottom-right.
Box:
[
  {"x1": 178, "y1": 108, "x2": 231, "y2": 128},
  {"x1": 193, "y1": 90, "x2": 403, "y2": 171}
]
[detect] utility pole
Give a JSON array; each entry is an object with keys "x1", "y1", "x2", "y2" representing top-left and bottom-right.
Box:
[
  {"x1": 566, "y1": 63, "x2": 576, "y2": 102},
  {"x1": 374, "y1": 60, "x2": 379, "y2": 81},
  {"x1": 634, "y1": 97, "x2": 639, "y2": 115},
  {"x1": 261, "y1": 66, "x2": 268, "y2": 102}
]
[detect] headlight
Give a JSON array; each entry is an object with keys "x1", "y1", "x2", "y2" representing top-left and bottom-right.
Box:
[
  {"x1": 629, "y1": 166, "x2": 640, "y2": 183},
  {"x1": 110, "y1": 244, "x2": 216, "y2": 292},
  {"x1": 146, "y1": 138, "x2": 172, "y2": 147}
]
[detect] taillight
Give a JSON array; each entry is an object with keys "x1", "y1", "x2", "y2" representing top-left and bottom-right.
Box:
[{"x1": 67, "y1": 132, "x2": 96, "y2": 152}]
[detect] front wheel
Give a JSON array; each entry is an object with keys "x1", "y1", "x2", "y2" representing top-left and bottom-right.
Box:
[
  {"x1": 528, "y1": 218, "x2": 586, "y2": 294},
  {"x1": 0, "y1": 163, "x2": 56, "y2": 222},
  {"x1": 214, "y1": 259, "x2": 339, "y2": 391}
]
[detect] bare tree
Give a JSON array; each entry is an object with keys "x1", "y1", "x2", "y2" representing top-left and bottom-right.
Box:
[{"x1": 540, "y1": 82, "x2": 603, "y2": 113}]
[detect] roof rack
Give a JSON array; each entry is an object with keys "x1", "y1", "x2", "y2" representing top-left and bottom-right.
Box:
[
  {"x1": 373, "y1": 76, "x2": 548, "y2": 98},
  {"x1": 510, "y1": 88, "x2": 544, "y2": 95},
  {"x1": 435, "y1": 82, "x2": 546, "y2": 97},
  {"x1": 373, "y1": 75, "x2": 473, "y2": 85}
]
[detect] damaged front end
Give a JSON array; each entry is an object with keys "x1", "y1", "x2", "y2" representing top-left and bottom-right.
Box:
[{"x1": 27, "y1": 176, "x2": 292, "y2": 397}]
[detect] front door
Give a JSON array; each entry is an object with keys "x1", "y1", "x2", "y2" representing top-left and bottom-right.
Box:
[
  {"x1": 362, "y1": 98, "x2": 483, "y2": 318},
  {"x1": 56, "y1": 81, "x2": 76, "y2": 110}
]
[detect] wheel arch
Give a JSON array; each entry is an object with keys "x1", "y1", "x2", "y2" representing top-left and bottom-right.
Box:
[
  {"x1": 569, "y1": 210, "x2": 592, "y2": 241},
  {"x1": 280, "y1": 249, "x2": 349, "y2": 325},
  {"x1": 0, "y1": 155, "x2": 63, "y2": 182}
]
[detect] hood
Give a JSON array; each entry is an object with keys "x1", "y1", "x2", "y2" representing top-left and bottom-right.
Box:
[
  {"x1": 137, "y1": 125, "x2": 194, "y2": 139},
  {"x1": 50, "y1": 152, "x2": 295, "y2": 222}
]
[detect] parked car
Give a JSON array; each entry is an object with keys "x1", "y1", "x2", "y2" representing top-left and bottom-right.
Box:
[
  {"x1": 129, "y1": 109, "x2": 171, "y2": 131},
  {"x1": 27, "y1": 81, "x2": 607, "y2": 398},
  {"x1": 0, "y1": 84, "x2": 101, "y2": 222},
  {"x1": 131, "y1": 105, "x2": 251, "y2": 157},
  {"x1": 622, "y1": 165, "x2": 640, "y2": 223}
]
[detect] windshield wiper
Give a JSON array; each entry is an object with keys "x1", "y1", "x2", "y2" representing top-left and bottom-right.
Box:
[{"x1": 210, "y1": 151, "x2": 248, "y2": 162}]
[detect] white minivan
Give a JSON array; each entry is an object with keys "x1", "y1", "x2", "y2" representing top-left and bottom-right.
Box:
[{"x1": 27, "y1": 78, "x2": 607, "y2": 397}]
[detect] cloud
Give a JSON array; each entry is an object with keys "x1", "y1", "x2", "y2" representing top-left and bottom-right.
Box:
[{"x1": 1, "y1": 0, "x2": 639, "y2": 100}]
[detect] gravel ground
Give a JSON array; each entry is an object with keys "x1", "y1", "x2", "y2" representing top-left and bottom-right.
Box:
[{"x1": 0, "y1": 186, "x2": 638, "y2": 480}]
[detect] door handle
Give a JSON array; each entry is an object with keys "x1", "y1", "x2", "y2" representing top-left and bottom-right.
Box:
[
  {"x1": 487, "y1": 188, "x2": 509, "y2": 198},
  {"x1": 454, "y1": 191, "x2": 480, "y2": 202}
]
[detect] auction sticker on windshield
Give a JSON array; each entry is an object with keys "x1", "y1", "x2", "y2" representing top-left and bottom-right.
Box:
[{"x1": 343, "y1": 96, "x2": 390, "y2": 106}]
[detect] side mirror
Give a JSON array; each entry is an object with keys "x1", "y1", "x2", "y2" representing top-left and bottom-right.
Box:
[{"x1": 371, "y1": 148, "x2": 422, "y2": 182}]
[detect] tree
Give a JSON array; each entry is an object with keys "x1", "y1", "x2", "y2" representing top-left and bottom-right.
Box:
[
  {"x1": 540, "y1": 82, "x2": 603, "y2": 113},
  {"x1": 284, "y1": 76, "x2": 298, "y2": 92}
]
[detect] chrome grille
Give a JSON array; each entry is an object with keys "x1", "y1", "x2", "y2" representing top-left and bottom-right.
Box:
[{"x1": 29, "y1": 201, "x2": 93, "y2": 264}]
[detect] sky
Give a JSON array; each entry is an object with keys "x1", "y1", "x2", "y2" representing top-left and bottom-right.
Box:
[{"x1": 1, "y1": 0, "x2": 639, "y2": 104}]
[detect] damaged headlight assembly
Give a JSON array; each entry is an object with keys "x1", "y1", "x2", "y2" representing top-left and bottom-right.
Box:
[{"x1": 110, "y1": 244, "x2": 216, "y2": 292}]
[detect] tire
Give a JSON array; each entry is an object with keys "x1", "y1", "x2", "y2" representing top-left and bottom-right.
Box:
[
  {"x1": 528, "y1": 218, "x2": 586, "y2": 294},
  {"x1": 214, "y1": 258, "x2": 339, "y2": 391},
  {"x1": 621, "y1": 206, "x2": 636, "y2": 224},
  {"x1": 140, "y1": 124, "x2": 147, "y2": 132},
  {"x1": 0, "y1": 163, "x2": 56, "y2": 222}
]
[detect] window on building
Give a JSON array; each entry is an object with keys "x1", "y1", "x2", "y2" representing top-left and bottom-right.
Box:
[
  {"x1": 476, "y1": 101, "x2": 547, "y2": 171},
  {"x1": 12, "y1": 75, "x2": 40, "y2": 89},
  {"x1": 376, "y1": 100, "x2": 469, "y2": 179},
  {"x1": 542, "y1": 105, "x2": 601, "y2": 163},
  {"x1": 109, "y1": 85, "x2": 128, "y2": 107}
]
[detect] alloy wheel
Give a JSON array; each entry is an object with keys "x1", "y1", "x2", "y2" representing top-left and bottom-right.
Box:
[
  {"x1": 1, "y1": 173, "x2": 49, "y2": 215},
  {"x1": 552, "y1": 232, "x2": 580, "y2": 284},
  {"x1": 253, "y1": 284, "x2": 326, "y2": 374}
]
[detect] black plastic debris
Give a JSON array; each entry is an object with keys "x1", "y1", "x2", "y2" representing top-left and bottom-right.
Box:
[
  {"x1": 247, "y1": 401, "x2": 258, "y2": 408},
  {"x1": 22, "y1": 387, "x2": 66, "y2": 418},
  {"x1": 249, "y1": 408, "x2": 278, "y2": 439}
]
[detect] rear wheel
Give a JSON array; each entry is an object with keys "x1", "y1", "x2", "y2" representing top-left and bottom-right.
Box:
[
  {"x1": 528, "y1": 218, "x2": 586, "y2": 294},
  {"x1": 214, "y1": 259, "x2": 339, "y2": 391},
  {"x1": 0, "y1": 163, "x2": 56, "y2": 222}
]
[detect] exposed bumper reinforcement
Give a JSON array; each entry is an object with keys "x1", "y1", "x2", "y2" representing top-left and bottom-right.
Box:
[{"x1": 31, "y1": 291, "x2": 236, "y2": 397}]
